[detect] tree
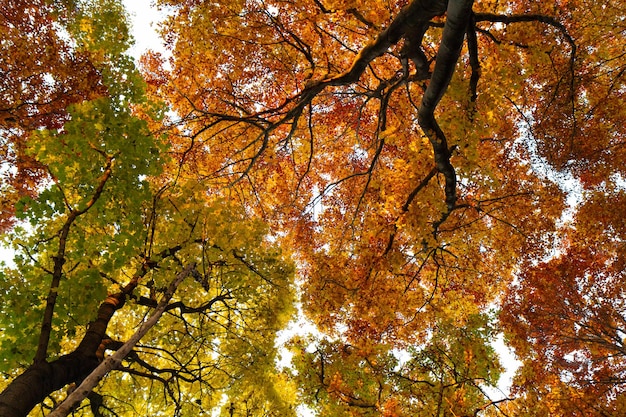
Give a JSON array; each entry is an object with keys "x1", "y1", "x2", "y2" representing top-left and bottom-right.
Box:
[
  {"x1": 1, "y1": 0, "x2": 625, "y2": 415},
  {"x1": 1, "y1": 1, "x2": 295, "y2": 416},
  {"x1": 501, "y1": 186, "x2": 626, "y2": 416}
]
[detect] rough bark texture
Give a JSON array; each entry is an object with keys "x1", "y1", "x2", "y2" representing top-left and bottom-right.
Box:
[{"x1": 0, "y1": 354, "x2": 97, "y2": 417}]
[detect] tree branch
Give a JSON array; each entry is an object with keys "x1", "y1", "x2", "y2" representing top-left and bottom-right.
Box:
[
  {"x1": 47, "y1": 263, "x2": 197, "y2": 417},
  {"x1": 35, "y1": 152, "x2": 115, "y2": 364},
  {"x1": 418, "y1": 0, "x2": 475, "y2": 212}
]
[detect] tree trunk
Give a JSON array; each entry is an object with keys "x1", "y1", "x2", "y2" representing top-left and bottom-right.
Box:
[
  {"x1": 0, "y1": 292, "x2": 127, "y2": 417},
  {"x1": 0, "y1": 353, "x2": 98, "y2": 417}
]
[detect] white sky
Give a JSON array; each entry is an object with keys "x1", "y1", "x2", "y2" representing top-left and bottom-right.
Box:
[{"x1": 123, "y1": 0, "x2": 167, "y2": 58}]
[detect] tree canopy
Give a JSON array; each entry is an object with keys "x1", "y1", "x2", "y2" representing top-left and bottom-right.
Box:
[{"x1": 0, "y1": 0, "x2": 625, "y2": 415}]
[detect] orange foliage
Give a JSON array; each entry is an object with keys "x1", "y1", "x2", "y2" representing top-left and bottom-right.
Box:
[
  {"x1": 1, "y1": 0, "x2": 625, "y2": 414},
  {"x1": 0, "y1": 0, "x2": 105, "y2": 230},
  {"x1": 141, "y1": 0, "x2": 625, "y2": 413}
]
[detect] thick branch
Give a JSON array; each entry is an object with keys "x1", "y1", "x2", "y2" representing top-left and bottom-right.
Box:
[
  {"x1": 47, "y1": 263, "x2": 197, "y2": 417},
  {"x1": 466, "y1": 13, "x2": 480, "y2": 119},
  {"x1": 420, "y1": 0, "x2": 474, "y2": 113},
  {"x1": 276, "y1": 0, "x2": 449, "y2": 125},
  {"x1": 35, "y1": 153, "x2": 115, "y2": 364},
  {"x1": 0, "y1": 254, "x2": 171, "y2": 417},
  {"x1": 418, "y1": 0, "x2": 475, "y2": 211},
  {"x1": 330, "y1": 0, "x2": 448, "y2": 85},
  {"x1": 0, "y1": 286, "x2": 124, "y2": 417}
]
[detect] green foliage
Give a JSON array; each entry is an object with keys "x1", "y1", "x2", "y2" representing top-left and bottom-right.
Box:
[
  {"x1": 22, "y1": 99, "x2": 157, "y2": 211},
  {"x1": 67, "y1": 0, "x2": 133, "y2": 55},
  {"x1": 2, "y1": 0, "x2": 626, "y2": 415},
  {"x1": 0, "y1": 267, "x2": 44, "y2": 370}
]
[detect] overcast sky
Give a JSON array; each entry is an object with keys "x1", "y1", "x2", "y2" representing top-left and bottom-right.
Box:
[{"x1": 123, "y1": 0, "x2": 166, "y2": 59}]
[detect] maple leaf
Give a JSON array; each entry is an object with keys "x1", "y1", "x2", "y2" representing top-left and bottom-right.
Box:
[{"x1": 1, "y1": 0, "x2": 625, "y2": 415}]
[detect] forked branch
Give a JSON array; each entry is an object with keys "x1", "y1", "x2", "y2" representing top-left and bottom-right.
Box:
[{"x1": 47, "y1": 263, "x2": 198, "y2": 417}]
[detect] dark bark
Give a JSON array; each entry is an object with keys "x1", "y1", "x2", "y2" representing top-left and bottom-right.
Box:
[
  {"x1": 279, "y1": 0, "x2": 471, "y2": 213},
  {"x1": 0, "y1": 241, "x2": 186, "y2": 417},
  {"x1": 0, "y1": 291, "x2": 127, "y2": 417},
  {"x1": 418, "y1": 0, "x2": 475, "y2": 211},
  {"x1": 0, "y1": 353, "x2": 102, "y2": 417},
  {"x1": 35, "y1": 155, "x2": 114, "y2": 364},
  {"x1": 330, "y1": 0, "x2": 448, "y2": 84},
  {"x1": 48, "y1": 264, "x2": 196, "y2": 417},
  {"x1": 280, "y1": 0, "x2": 450, "y2": 124}
]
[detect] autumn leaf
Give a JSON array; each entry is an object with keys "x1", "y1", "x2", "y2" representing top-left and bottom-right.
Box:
[{"x1": 1, "y1": 0, "x2": 626, "y2": 415}]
